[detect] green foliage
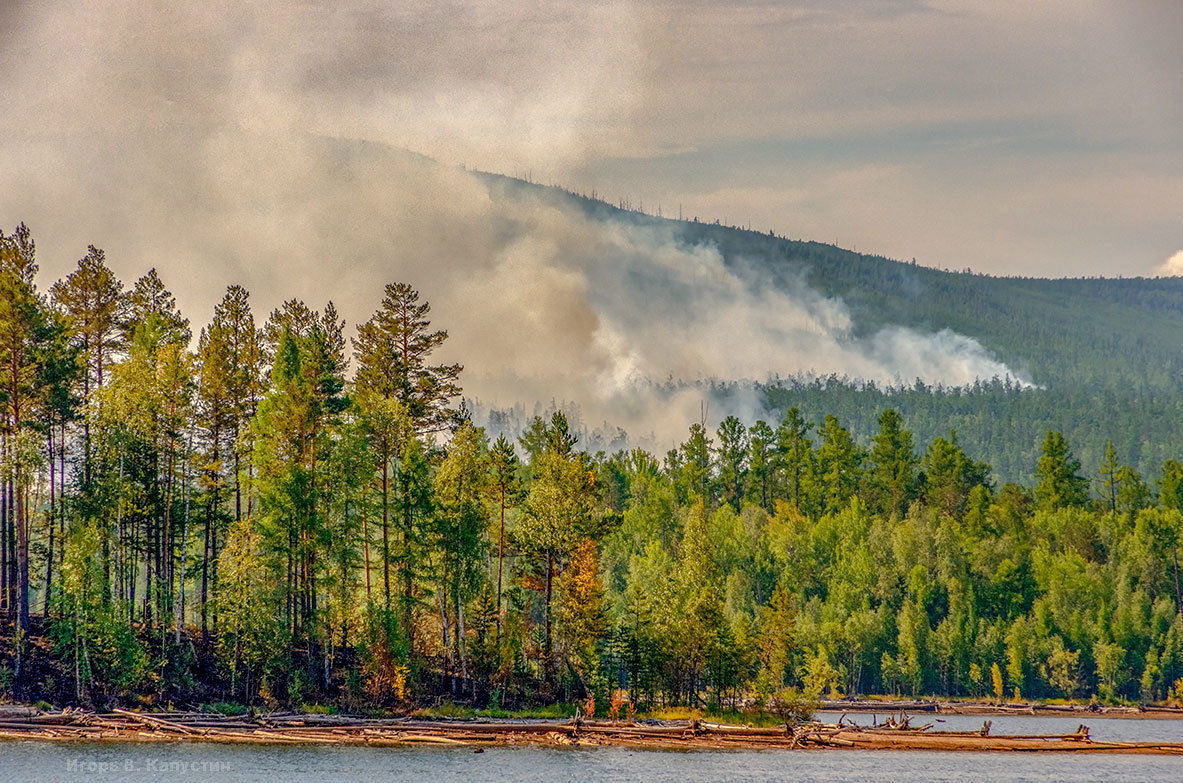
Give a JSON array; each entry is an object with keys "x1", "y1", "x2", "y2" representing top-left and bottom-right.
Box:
[
  {"x1": 214, "y1": 517, "x2": 281, "y2": 703},
  {"x1": 51, "y1": 520, "x2": 151, "y2": 706},
  {"x1": 1036, "y1": 431, "x2": 1089, "y2": 512},
  {"x1": 12, "y1": 216, "x2": 1183, "y2": 715}
]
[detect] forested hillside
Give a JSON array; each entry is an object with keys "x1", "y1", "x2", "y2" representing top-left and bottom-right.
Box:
[
  {"x1": 480, "y1": 173, "x2": 1183, "y2": 483},
  {"x1": 4, "y1": 221, "x2": 1183, "y2": 715}
]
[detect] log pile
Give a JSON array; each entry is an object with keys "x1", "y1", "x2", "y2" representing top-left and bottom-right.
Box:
[
  {"x1": 0, "y1": 708, "x2": 1181, "y2": 754},
  {"x1": 820, "y1": 698, "x2": 1183, "y2": 718}
]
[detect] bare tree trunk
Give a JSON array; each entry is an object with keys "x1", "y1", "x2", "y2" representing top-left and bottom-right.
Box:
[
  {"x1": 496, "y1": 488, "x2": 506, "y2": 633},
  {"x1": 438, "y1": 588, "x2": 451, "y2": 689},
  {"x1": 44, "y1": 426, "x2": 55, "y2": 617},
  {"x1": 359, "y1": 501, "x2": 371, "y2": 601},
  {"x1": 382, "y1": 458, "x2": 390, "y2": 609},
  {"x1": 457, "y1": 599, "x2": 468, "y2": 684},
  {"x1": 175, "y1": 430, "x2": 193, "y2": 646}
]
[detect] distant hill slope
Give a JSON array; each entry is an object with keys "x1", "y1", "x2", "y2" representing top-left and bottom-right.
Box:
[
  {"x1": 486, "y1": 171, "x2": 1183, "y2": 391},
  {"x1": 684, "y1": 226, "x2": 1183, "y2": 392},
  {"x1": 478, "y1": 171, "x2": 1183, "y2": 484}
]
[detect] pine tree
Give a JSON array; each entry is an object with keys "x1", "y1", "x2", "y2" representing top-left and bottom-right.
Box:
[
  {"x1": 125, "y1": 269, "x2": 190, "y2": 346},
  {"x1": 1035, "y1": 431, "x2": 1088, "y2": 511},
  {"x1": 716, "y1": 415, "x2": 748, "y2": 512},
  {"x1": 355, "y1": 390, "x2": 410, "y2": 613},
  {"x1": 1098, "y1": 439, "x2": 1120, "y2": 516},
  {"x1": 252, "y1": 330, "x2": 319, "y2": 640},
  {"x1": 353, "y1": 283, "x2": 461, "y2": 434},
  {"x1": 210, "y1": 285, "x2": 264, "y2": 521},
  {"x1": 747, "y1": 420, "x2": 775, "y2": 512},
  {"x1": 866, "y1": 409, "x2": 918, "y2": 518},
  {"x1": 923, "y1": 431, "x2": 990, "y2": 517},
  {"x1": 674, "y1": 423, "x2": 713, "y2": 503},
  {"x1": 0, "y1": 223, "x2": 49, "y2": 641},
  {"x1": 50, "y1": 245, "x2": 126, "y2": 486},
  {"x1": 488, "y1": 434, "x2": 520, "y2": 626},
  {"x1": 814, "y1": 415, "x2": 862, "y2": 515},
  {"x1": 34, "y1": 304, "x2": 80, "y2": 617},
  {"x1": 775, "y1": 407, "x2": 812, "y2": 511},
  {"x1": 196, "y1": 319, "x2": 234, "y2": 639}
]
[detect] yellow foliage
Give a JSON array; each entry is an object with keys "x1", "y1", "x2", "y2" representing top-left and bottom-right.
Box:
[
  {"x1": 991, "y1": 662, "x2": 1005, "y2": 703},
  {"x1": 1168, "y1": 678, "x2": 1183, "y2": 707}
]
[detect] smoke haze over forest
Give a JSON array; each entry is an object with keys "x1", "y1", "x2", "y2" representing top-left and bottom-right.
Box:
[{"x1": 3, "y1": 1, "x2": 1175, "y2": 444}]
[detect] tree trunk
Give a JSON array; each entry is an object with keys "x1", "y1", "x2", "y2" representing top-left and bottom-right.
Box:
[
  {"x1": 496, "y1": 488, "x2": 506, "y2": 634},
  {"x1": 382, "y1": 457, "x2": 390, "y2": 609},
  {"x1": 545, "y1": 550, "x2": 554, "y2": 683},
  {"x1": 359, "y1": 501, "x2": 371, "y2": 600},
  {"x1": 44, "y1": 426, "x2": 55, "y2": 617},
  {"x1": 176, "y1": 430, "x2": 193, "y2": 646},
  {"x1": 1, "y1": 438, "x2": 8, "y2": 617},
  {"x1": 201, "y1": 503, "x2": 211, "y2": 643},
  {"x1": 16, "y1": 459, "x2": 30, "y2": 631}
]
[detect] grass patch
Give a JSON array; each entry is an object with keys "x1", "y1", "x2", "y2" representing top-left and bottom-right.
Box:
[
  {"x1": 414, "y1": 702, "x2": 580, "y2": 720},
  {"x1": 301, "y1": 703, "x2": 339, "y2": 715},
  {"x1": 202, "y1": 702, "x2": 249, "y2": 716},
  {"x1": 641, "y1": 706, "x2": 786, "y2": 727}
]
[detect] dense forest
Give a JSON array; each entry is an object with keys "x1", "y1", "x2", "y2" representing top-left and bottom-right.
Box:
[
  {"x1": 479, "y1": 172, "x2": 1183, "y2": 483},
  {"x1": 3, "y1": 221, "x2": 1183, "y2": 716}
]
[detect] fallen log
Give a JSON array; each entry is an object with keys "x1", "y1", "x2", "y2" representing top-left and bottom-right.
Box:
[
  {"x1": 112, "y1": 708, "x2": 201, "y2": 735},
  {"x1": 0, "y1": 711, "x2": 1181, "y2": 754}
]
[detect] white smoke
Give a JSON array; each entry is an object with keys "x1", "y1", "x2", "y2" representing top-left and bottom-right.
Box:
[
  {"x1": 1156, "y1": 250, "x2": 1183, "y2": 277},
  {"x1": 0, "y1": 1, "x2": 1030, "y2": 450}
]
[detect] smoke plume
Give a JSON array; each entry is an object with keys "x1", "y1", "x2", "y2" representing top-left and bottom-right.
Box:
[
  {"x1": 0, "y1": 1, "x2": 1028, "y2": 448},
  {"x1": 1157, "y1": 251, "x2": 1183, "y2": 277}
]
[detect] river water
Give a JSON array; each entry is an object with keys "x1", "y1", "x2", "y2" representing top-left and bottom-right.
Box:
[
  {"x1": 815, "y1": 711, "x2": 1183, "y2": 743},
  {"x1": 3, "y1": 717, "x2": 1183, "y2": 783}
]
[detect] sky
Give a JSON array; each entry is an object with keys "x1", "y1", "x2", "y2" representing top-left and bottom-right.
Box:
[
  {"x1": 3, "y1": 0, "x2": 1180, "y2": 282},
  {"x1": 0, "y1": 0, "x2": 1179, "y2": 440}
]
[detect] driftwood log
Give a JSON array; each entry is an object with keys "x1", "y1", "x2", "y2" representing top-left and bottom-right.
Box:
[{"x1": 0, "y1": 709, "x2": 1180, "y2": 754}]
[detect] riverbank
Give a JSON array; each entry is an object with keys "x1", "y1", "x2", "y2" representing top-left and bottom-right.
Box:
[
  {"x1": 817, "y1": 698, "x2": 1183, "y2": 720},
  {"x1": 2, "y1": 707, "x2": 1183, "y2": 754}
]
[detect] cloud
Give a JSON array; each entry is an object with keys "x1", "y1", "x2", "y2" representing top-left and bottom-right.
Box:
[{"x1": 1157, "y1": 250, "x2": 1183, "y2": 277}]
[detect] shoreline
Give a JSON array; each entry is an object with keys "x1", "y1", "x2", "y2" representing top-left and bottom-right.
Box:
[
  {"x1": 1, "y1": 708, "x2": 1182, "y2": 755},
  {"x1": 817, "y1": 699, "x2": 1183, "y2": 720}
]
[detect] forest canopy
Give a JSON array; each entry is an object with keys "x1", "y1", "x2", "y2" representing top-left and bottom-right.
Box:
[{"x1": 3, "y1": 222, "x2": 1183, "y2": 713}]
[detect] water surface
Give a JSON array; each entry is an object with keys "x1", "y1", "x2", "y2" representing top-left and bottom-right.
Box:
[
  {"x1": 816, "y1": 711, "x2": 1183, "y2": 743},
  {"x1": 4, "y1": 738, "x2": 1183, "y2": 783}
]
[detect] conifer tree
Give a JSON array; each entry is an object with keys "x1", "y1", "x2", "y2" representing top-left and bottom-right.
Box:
[
  {"x1": 488, "y1": 434, "x2": 520, "y2": 625},
  {"x1": 923, "y1": 430, "x2": 990, "y2": 517},
  {"x1": 1035, "y1": 430, "x2": 1088, "y2": 511},
  {"x1": 518, "y1": 412, "x2": 597, "y2": 683},
  {"x1": 866, "y1": 409, "x2": 918, "y2": 518},
  {"x1": 747, "y1": 420, "x2": 775, "y2": 512},
  {"x1": 0, "y1": 223, "x2": 45, "y2": 636},
  {"x1": 775, "y1": 407, "x2": 812, "y2": 512},
  {"x1": 353, "y1": 283, "x2": 461, "y2": 434},
  {"x1": 50, "y1": 246, "x2": 126, "y2": 484},
  {"x1": 716, "y1": 415, "x2": 748, "y2": 512},
  {"x1": 125, "y1": 269, "x2": 190, "y2": 346},
  {"x1": 208, "y1": 286, "x2": 264, "y2": 520},
  {"x1": 433, "y1": 421, "x2": 489, "y2": 683},
  {"x1": 814, "y1": 415, "x2": 862, "y2": 515}
]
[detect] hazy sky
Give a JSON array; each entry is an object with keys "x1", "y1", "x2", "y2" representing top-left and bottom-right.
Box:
[
  {"x1": 5, "y1": 0, "x2": 1175, "y2": 440},
  {"x1": 4, "y1": 0, "x2": 1180, "y2": 282}
]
